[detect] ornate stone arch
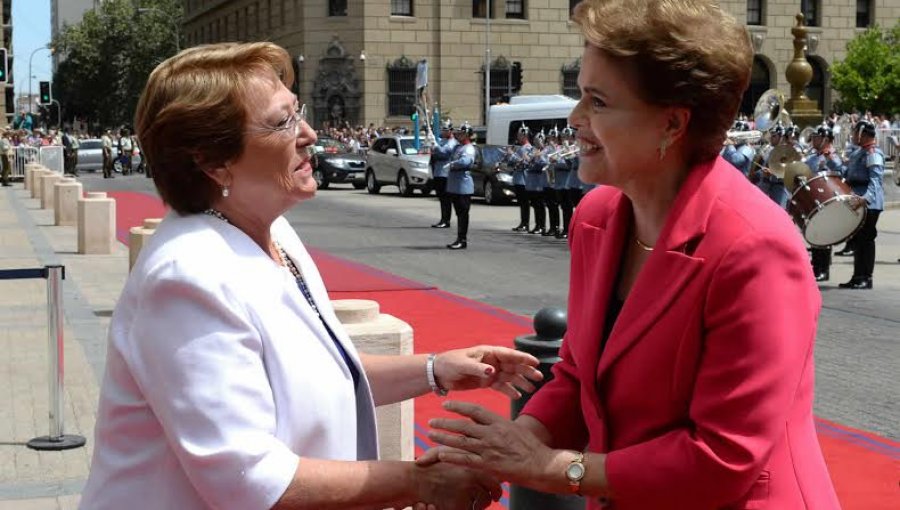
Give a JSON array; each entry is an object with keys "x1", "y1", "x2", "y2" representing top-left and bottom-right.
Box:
[{"x1": 312, "y1": 37, "x2": 362, "y2": 128}]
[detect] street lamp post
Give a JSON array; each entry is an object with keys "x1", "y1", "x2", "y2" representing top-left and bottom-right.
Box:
[
  {"x1": 137, "y1": 7, "x2": 181, "y2": 52},
  {"x1": 28, "y1": 46, "x2": 53, "y2": 114},
  {"x1": 484, "y1": 0, "x2": 491, "y2": 126}
]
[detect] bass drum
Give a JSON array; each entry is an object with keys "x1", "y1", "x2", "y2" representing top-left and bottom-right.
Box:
[{"x1": 787, "y1": 173, "x2": 866, "y2": 248}]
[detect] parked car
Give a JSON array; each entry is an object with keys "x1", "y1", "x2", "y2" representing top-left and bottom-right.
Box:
[
  {"x1": 364, "y1": 135, "x2": 432, "y2": 196},
  {"x1": 472, "y1": 144, "x2": 516, "y2": 205},
  {"x1": 311, "y1": 136, "x2": 366, "y2": 189},
  {"x1": 75, "y1": 139, "x2": 141, "y2": 173}
]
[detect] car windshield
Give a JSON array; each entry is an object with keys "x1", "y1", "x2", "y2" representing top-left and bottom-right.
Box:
[
  {"x1": 79, "y1": 140, "x2": 102, "y2": 150},
  {"x1": 399, "y1": 139, "x2": 424, "y2": 155},
  {"x1": 316, "y1": 137, "x2": 349, "y2": 154}
]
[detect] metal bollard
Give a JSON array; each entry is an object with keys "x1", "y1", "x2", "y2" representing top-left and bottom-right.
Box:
[
  {"x1": 26, "y1": 265, "x2": 87, "y2": 451},
  {"x1": 510, "y1": 307, "x2": 585, "y2": 510}
]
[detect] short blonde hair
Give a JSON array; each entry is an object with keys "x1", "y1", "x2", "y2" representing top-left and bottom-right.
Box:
[
  {"x1": 573, "y1": 0, "x2": 752, "y2": 164},
  {"x1": 135, "y1": 42, "x2": 294, "y2": 214}
]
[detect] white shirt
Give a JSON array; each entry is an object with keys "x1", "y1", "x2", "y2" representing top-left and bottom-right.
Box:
[{"x1": 80, "y1": 213, "x2": 378, "y2": 510}]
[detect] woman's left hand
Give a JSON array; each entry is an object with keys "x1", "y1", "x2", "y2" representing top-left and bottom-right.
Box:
[
  {"x1": 434, "y1": 346, "x2": 543, "y2": 399},
  {"x1": 418, "y1": 401, "x2": 559, "y2": 492}
]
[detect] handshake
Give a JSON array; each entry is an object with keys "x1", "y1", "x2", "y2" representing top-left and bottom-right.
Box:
[{"x1": 404, "y1": 460, "x2": 501, "y2": 510}]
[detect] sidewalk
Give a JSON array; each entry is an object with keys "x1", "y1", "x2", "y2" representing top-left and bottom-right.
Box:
[{"x1": 0, "y1": 182, "x2": 131, "y2": 509}]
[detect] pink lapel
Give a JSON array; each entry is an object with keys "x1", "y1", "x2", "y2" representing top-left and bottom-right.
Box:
[{"x1": 596, "y1": 158, "x2": 724, "y2": 380}]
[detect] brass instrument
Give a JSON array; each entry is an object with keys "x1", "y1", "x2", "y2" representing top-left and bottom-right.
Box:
[
  {"x1": 724, "y1": 130, "x2": 764, "y2": 145},
  {"x1": 541, "y1": 146, "x2": 581, "y2": 186},
  {"x1": 754, "y1": 89, "x2": 792, "y2": 132}
]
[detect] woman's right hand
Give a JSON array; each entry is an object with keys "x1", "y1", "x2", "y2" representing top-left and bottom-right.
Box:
[{"x1": 411, "y1": 461, "x2": 501, "y2": 510}]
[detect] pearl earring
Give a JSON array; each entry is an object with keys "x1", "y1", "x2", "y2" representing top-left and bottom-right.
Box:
[{"x1": 222, "y1": 186, "x2": 230, "y2": 198}]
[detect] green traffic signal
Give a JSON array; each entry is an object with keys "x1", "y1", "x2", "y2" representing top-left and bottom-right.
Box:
[{"x1": 39, "y1": 81, "x2": 52, "y2": 105}]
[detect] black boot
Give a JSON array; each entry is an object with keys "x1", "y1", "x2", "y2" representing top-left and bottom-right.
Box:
[
  {"x1": 839, "y1": 276, "x2": 864, "y2": 289},
  {"x1": 542, "y1": 227, "x2": 560, "y2": 237},
  {"x1": 835, "y1": 246, "x2": 854, "y2": 256},
  {"x1": 556, "y1": 230, "x2": 568, "y2": 239},
  {"x1": 511, "y1": 224, "x2": 528, "y2": 232},
  {"x1": 814, "y1": 271, "x2": 829, "y2": 282},
  {"x1": 447, "y1": 239, "x2": 467, "y2": 250},
  {"x1": 528, "y1": 226, "x2": 545, "y2": 235},
  {"x1": 845, "y1": 277, "x2": 872, "y2": 289},
  {"x1": 431, "y1": 222, "x2": 450, "y2": 228}
]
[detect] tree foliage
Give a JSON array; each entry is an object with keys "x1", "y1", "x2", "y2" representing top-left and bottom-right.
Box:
[
  {"x1": 830, "y1": 22, "x2": 900, "y2": 115},
  {"x1": 51, "y1": 0, "x2": 183, "y2": 131}
]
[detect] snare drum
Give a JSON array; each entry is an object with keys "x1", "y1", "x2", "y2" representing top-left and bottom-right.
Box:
[{"x1": 787, "y1": 173, "x2": 866, "y2": 248}]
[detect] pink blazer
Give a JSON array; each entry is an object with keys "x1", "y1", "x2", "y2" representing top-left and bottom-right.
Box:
[{"x1": 522, "y1": 157, "x2": 840, "y2": 509}]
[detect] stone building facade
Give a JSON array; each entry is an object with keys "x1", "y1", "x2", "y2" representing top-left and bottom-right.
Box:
[
  {"x1": 182, "y1": 0, "x2": 899, "y2": 129},
  {"x1": 1, "y1": 0, "x2": 12, "y2": 127}
]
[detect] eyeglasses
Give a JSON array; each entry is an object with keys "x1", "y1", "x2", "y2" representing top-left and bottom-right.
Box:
[{"x1": 248, "y1": 104, "x2": 307, "y2": 138}]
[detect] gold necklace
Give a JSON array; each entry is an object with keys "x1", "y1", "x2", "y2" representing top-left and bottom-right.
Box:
[{"x1": 634, "y1": 236, "x2": 654, "y2": 252}]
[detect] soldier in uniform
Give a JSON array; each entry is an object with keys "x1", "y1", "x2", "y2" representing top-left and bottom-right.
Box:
[
  {"x1": 505, "y1": 124, "x2": 533, "y2": 232},
  {"x1": 803, "y1": 124, "x2": 843, "y2": 282},
  {"x1": 542, "y1": 127, "x2": 563, "y2": 237},
  {"x1": 757, "y1": 123, "x2": 790, "y2": 208},
  {"x1": 721, "y1": 120, "x2": 756, "y2": 177},
  {"x1": 838, "y1": 120, "x2": 884, "y2": 289},
  {"x1": 444, "y1": 122, "x2": 476, "y2": 250},
  {"x1": 0, "y1": 131, "x2": 12, "y2": 186},
  {"x1": 525, "y1": 130, "x2": 549, "y2": 234},
  {"x1": 429, "y1": 120, "x2": 457, "y2": 228},
  {"x1": 552, "y1": 126, "x2": 575, "y2": 239},
  {"x1": 101, "y1": 129, "x2": 114, "y2": 179}
]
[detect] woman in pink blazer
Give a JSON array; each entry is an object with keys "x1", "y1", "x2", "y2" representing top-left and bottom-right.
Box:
[{"x1": 422, "y1": 0, "x2": 841, "y2": 508}]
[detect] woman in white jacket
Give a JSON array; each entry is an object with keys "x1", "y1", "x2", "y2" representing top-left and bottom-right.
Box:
[{"x1": 80, "y1": 42, "x2": 541, "y2": 510}]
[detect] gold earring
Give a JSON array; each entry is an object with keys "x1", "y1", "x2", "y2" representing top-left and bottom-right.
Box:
[{"x1": 658, "y1": 139, "x2": 668, "y2": 161}]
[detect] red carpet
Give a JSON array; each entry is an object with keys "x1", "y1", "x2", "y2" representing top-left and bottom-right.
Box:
[{"x1": 112, "y1": 190, "x2": 899, "y2": 509}]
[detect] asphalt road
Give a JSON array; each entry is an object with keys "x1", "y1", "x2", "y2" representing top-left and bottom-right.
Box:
[{"x1": 84, "y1": 171, "x2": 899, "y2": 440}]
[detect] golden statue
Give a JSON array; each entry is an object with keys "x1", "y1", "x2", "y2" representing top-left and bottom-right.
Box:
[{"x1": 785, "y1": 13, "x2": 823, "y2": 128}]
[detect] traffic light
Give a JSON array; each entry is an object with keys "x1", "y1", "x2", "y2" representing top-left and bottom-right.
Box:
[
  {"x1": 39, "y1": 81, "x2": 52, "y2": 105},
  {"x1": 0, "y1": 48, "x2": 7, "y2": 83},
  {"x1": 511, "y1": 62, "x2": 523, "y2": 92}
]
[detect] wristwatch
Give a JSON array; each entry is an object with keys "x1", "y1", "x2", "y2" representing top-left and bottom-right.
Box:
[{"x1": 565, "y1": 451, "x2": 586, "y2": 494}]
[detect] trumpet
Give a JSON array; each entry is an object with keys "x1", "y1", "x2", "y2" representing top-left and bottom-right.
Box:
[
  {"x1": 724, "y1": 130, "x2": 764, "y2": 145},
  {"x1": 550, "y1": 146, "x2": 580, "y2": 160}
]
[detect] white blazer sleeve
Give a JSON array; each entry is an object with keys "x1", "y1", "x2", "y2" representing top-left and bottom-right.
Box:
[{"x1": 123, "y1": 260, "x2": 299, "y2": 510}]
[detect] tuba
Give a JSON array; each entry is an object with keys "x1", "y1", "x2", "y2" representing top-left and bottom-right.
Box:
[{"x1": 754, "y1": 89, "x2": 792, "y2": 133}]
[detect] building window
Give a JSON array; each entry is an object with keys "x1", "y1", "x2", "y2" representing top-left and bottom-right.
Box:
[
  {"x1": 747, "y1": 0, "x2": 764, "y2": 26},
  {"x1": 472, "y1": 0, "x2": 494, "y2": 18},
  {"x1": 569, "y1": 0, "x2": 582, "y2": 17},
  {"x1": 387, "y1": 56, "x2": 417, "y2": 117},
  {"x1": 800, "y1": 0, "x2": 819, "y2": 27},
  {"x1": 391, "y1": 0, "x2": 413, "y2": 16},
  {"x1": 562, "y1": 58, "x2": 581, "y2": 99},
  {"x1": 506, "y1": 0, "x2": 525, "y2": 19},
  {"x1": 739, "y1": 56, "x2": 771, "y2": 115},
  {"x1": 483, "y1": 57, "x2": 522, "y2": 118},
  {"x1": 329, "y1": 0, "x2": 347, "y2": 16},
  {"x1": 856, "y1": 0, "x2": 872, "y2": 28}
]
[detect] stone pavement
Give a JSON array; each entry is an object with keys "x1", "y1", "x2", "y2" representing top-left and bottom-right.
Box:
[{"x1": 1, "y1": 171, "x2": 899, "y2": 508}]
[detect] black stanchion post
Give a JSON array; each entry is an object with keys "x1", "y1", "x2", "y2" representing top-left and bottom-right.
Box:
[{"x1": 510, "y1": 307, "x2": 585, "y2": 510}]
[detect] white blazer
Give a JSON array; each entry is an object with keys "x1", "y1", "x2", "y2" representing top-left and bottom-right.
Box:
[{"x1": 80, "y1": 213, "x2": 378, "y2": 510}]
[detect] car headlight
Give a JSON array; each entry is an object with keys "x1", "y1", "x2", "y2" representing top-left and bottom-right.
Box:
[
  {"x1": 409, "y1": 160, "x2": 430, "y2": 170},
  {"x1": 329, "y1": 158, "x2": 350, "y2": 169},
  {"x1": 496, "y1": 172, "x2": 513, "y2": 183}
]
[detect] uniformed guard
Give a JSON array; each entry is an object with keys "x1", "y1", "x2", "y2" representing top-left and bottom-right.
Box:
[
  {"x1": 0, "y1": 131, "x2": 12, "y2": 187},
  {"x1": 803, "y1": 123, "x2": 843, "y2": 282},
  {"x1": 553, "y1": 126, "x2": 576, "y2": 238},
  {"x1": 525, "y1": 130, "x2": 549, "y2": 234},
  {"x1": 429, "y1": 120, "x2": 458, "y2": 229},
  {"x1": 542, "y1": 127, "x2": 563, "y2": 237},
  {"x1": 505, "y1": 124, "x2": 533, "y2": 232},
  {"x1": 838, "y1": 120, "x2": 884, "y2": 289},
  {"x1": 721, "y1": 120, "x2": 756, "y2": 177},
  {"x1": 757, "y1": 122, "x2": 790, "y2": 208},
  {"x1": 444, "y1": 122, "x2": 476, "y2": 250},
  {"x1": 101, "y1": 129, "x2": 115, "y2": 179}
]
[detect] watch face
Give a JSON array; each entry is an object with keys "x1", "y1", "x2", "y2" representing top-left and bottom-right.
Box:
[{"x1": 566, "y1": 463, "x2": 585, "y2": 481}]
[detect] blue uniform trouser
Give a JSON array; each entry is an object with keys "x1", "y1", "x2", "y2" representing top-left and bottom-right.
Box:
[
  {"x1": 513, "y1": 184, "x2": 529, "y2": 227},
  {"x1": 450, "y1": 193, "x2": 471, "y2": 241},
  {"x1": 432, "y1": 176, "x2": 451, "y2": 223},
  {"x1": 851, "y1": 210, "x2": 881, "y2": 279},
  {"x1": 529, "y1": 189, "x2": 545, "y2": 230},
  {"x1": 758, "y1": 179, "x2": 789, "y2": 208},
  {"x1": 544, "y1": 187, "x2": 559, "y2": 230},
  {"x1": 558, "y1": 189, "x2": 573, "y2": 234}
]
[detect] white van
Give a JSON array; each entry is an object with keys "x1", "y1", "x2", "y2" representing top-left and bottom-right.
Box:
[{"x1": 486, "y1": 95, "x2": 578, "y2": 146}]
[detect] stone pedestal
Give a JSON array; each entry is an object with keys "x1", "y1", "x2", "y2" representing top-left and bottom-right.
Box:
[
  {"x1": 31, "y1": 169, "x2": 51, "y2": 199},
  {"x1": 40, "y1": 173, "x2": 63, "y2": 210},
  {"x1": 77, "y1": 192, "x2": 116, "y2": 255},
  {"x1": 332, "y1": 299, "x2": 415, "y2": 462},
  {"x1": 128, "y1": 217, "x2": 163, "y2": 270},
  {"x1": 54, "y1": 179, "x2": 82, "y2": 226},
  {"x1": 24, "y1": 163, "x2": 43, "y2": 192}
]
